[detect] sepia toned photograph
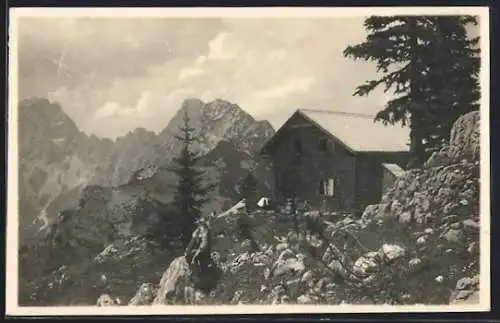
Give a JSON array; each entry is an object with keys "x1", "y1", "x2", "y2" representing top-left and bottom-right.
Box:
[{"x1": 6, "y1": 7, "x2": 490, "y2": 316}]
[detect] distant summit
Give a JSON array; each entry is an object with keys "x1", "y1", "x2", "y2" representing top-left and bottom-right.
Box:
[
  {"x1": 159, "y1": 98, "x2": 274, "y2": 156},
  {"x1": 18, "y1": 97, "x2": 275, "y2": 246}
]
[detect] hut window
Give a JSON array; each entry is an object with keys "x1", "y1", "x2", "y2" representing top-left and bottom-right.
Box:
[
  {"x1": 318, "y1": 138, "x2": 328, "y2": 152},
  {"x1": 319, "y1": 178, "x2": 335, "y2": 197}
]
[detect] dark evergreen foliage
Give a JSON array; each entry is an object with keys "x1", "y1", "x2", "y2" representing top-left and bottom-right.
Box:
[
  {"x1": 343, "y1": 15, "x2": 480, "y2": 168},
  {"x1": 169, "y1": 107, "x2": 214, "y2": 248}
]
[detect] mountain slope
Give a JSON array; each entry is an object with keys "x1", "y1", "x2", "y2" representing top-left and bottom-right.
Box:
[
  {"x1": 18, "y1": 99, "x2": 102, "y2": 244},
  {"x1": 199, "y1": 139, "x2": 273, "y2": 203},
  {"x1": 18, "y1": 97, "x2": 275, "y2": 246}
]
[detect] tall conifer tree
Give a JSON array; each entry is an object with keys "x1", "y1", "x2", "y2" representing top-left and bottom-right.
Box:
[
  {"x1": 343, "y1": 16, "x2": 480, "y2": 167},
  {"x1": 171, "y1": 107, "x2": 213, "y2": 248},
  {"x1": 422, "y1": 16, "x2": 480, "y2": 151}
]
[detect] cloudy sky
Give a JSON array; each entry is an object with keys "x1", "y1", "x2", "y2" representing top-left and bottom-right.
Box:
[{"x1": 17, "y1": 15, "x2": 479, "y2": 139}]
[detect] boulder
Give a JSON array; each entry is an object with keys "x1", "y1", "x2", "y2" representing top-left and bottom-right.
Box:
[
  {"x1": 449, "y1": 111, "x2": 480, "y2": 161},
  {"x1": 305, "y1": 234, "x2": 323, "y2": 248},
  {"x1": 322, "y1": 247, "x2": 338, "y2": 265},
  {"x1": 443, "y1": 202, "x2": 458, "y2": 215},
  {"x1": 97, "y1": 294, "x2": 116, "y2": 306},
  {"x1": 467, "y1": 242, "x2": 478, "y2": 254},
  {"x1": 414, "y1": 210, "x2": 425, "y2": 224},
  {"x1": 450, "y1": 290, "x2": 477, "y2": 304},
  {"x1": 390, "y1": 200, "x2": 404, "y2": 218},
  {"x1": 304, "y1": 210, "x2": 321, "y2": 218},
  {"x1": 380, "y1": 244, "x2": 406, "y2": 262},
  {"x1": 327, "y1": 260, "x2": 349, "y2": 281},
  {"x1": 276, "y1": 242, "x2": 289, "y2": 252},
  {"x1": 375, "y1": 203, "x2": 390, "y2": 219},
  {"x1": 424, "y1": 228, "x2": 434, "y2": 234},
  {"x1": 128, "y1": 282, "x2": 156, "y2": 305},
  {"x1": 94, "y1": 244, "x2": 119, "y2": 264},
  {"x1": 230, "y1": 290, "x2": 244, "y2": 304},
  {"x1": 449, "y1": 274, "x2": 480, "y2": 304},
  {"x1": 441, "y1": 229, "x2": 464, "y2": 244},
  {"x1": 297, "y1": 294, "x2": 317, "y2": 304},
  {"x1": 398, "y1": 212, "x2": 412, "y2": 225},
  {"x1": 273, "y1": 256, "x2": 306, "y2": 278},
  {"x1": 455, "y1": 275, "x2": 480, "y2": 291},
  {"x1": 408, "y1": 258, "x2": 422, "y2": 269},
  {"x1": 463, "y1": 219, "x2": 480, "y2": 231},
  {"x1": 442, "y1": 214, "x2": 459, "y2": 224},
  {"x1": 362, "y1": 204, "x2": 379, "y2": 219},
  {"x1": 416, "y1": 236, "x2": 427, "y2": 246},
  {"x1": 352, "y1": 253, "x2": 379, "y2": 277},
  {"x1": 268, "y1": 285, "x2": 286, "y2": 304},
  {"x1": 424, "y1": 148, "x2": 455, "y2": 169},
  {"x1": 252, "y1": 253, "x2": 272, "y2": 267},
  {"x1": 300, "y1": 270, "x2": 316, "y2": 285},
  {"x1": 152, "y1": 256, "x2": 192, "y2": 305}
]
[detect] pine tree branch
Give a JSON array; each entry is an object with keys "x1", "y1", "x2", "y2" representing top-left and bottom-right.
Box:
[{"x1": 344, "y1": 15, "x2": 480, "y2": 163}]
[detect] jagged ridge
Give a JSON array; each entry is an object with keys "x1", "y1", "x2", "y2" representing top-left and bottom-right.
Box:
[{"x1": 18, "y1": 97, "x2": 275, "y2": 246}]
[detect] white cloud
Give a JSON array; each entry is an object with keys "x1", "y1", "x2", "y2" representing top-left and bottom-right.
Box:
[
  {"x1": 94, "y1": 90, "x2": 152, "y2": 120},
  {"x1": 136, "y1": 90, "x2": 151, "y2": 114},
  {"x1": 177, "y1": 31, "x2": 237, "y2": 82},
  {"x1": 207, "y1": 31, "x2": 235, "y2": 61},
  {"x1": 21, "y1": 16, "x2": 405, "y2": 138},
  {"x1": 178, "y1": 66, "x2": 205, "y2": 82},
  {"x1": 258, "y1": 77, "x2": 316, "y2": 100},
  {"x1": 94, "y1": 102, "x2": 133, "y2": 120},
  {"x1": 194, "y1": 55, "x2": 207, "y2": 65}
]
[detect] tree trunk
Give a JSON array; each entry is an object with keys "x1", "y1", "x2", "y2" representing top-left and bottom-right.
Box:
[
  {"x1": 407, "y1": 17, "x2": 425, "y2": 169},
  {"x1": 407, "y1": 112, "x2": 425, "y2": 169}
]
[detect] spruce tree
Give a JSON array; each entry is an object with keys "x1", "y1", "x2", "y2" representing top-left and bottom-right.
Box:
[
  {"x1": 343, "y1": 15, "x2": 480, "y2": 168},
  {"x1": 422, "y1": 16, "x2": 480, "y2": 152},
  {"x1": 171, "y1": 107, "x2": 213, "y2": 248}
]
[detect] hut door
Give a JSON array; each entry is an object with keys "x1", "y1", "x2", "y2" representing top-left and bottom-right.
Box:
[
  {"x1": 319, "y1": 178, "x2": 336, "y2": 211},
  {"x1": 320, "y1": 178, "x2": 335, "y2": 197}
]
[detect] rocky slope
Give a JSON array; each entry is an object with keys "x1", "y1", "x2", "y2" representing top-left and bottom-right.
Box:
[
  {"x1": 155, "y1": 111, "x2": 481, "y2": 306},
  {"x1": 19, "y1": 111, "x2": 481, "y2": 307},
  {"x1": 18, "y1": 97, "x2": 275, "y2": 246},
  {"x1": 19, "y1": 98, "x2": 104, "y2": 244}
]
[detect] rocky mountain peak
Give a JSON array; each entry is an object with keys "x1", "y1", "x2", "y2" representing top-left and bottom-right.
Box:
[
  {"x1": 202, "y1": 99, "x2": 251, "y2": 121},
  {"x1": 159, "y1": 98, "x2": 274, "y2": 156},
  {"x1": 19, "y1": 98, "x2": 86, "y2": 164}
]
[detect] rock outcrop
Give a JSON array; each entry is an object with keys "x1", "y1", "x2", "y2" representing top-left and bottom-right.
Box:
[
  {"x1": 356, "y1": 111, "x2": 481, "y2": 304},
  {"x1": 449, "y1": 274, "x2": 480, "y2": 304},
  {"x1": 128, "y1": 283, "x2": 157, "y2": 306},
  {"x1": 152, "y1": 256, "x2": 193, "y2": 305},
  {"x1": 19, "y1": 236, "x2": 175, "y2": 306}
]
